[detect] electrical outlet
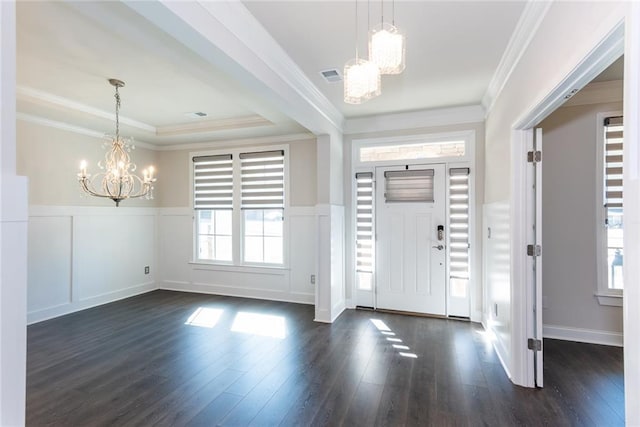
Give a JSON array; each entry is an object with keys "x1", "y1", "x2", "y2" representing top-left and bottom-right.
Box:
[
  {"x1": 144, "y1": 266, "x2": 150, "y2": 275},
  {"x1": 310, "y1": 274, "x2": 316, "y2": 285}
]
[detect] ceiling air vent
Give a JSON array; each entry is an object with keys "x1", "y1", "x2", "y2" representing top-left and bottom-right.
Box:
[
  {"x1": 320, "y1": 69, "x2": 342, "y2": 83},
  {"x1": 185, "y1": 112, "x2": 208, "y2": 119}
]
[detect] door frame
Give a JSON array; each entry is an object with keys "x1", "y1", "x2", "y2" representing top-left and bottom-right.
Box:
[
  {"x1": 509, "y1": 22, "x2": 626, "y2": 388},
  {"x1": 349, "y1": 130, "x2": 477, "y2": 319}
]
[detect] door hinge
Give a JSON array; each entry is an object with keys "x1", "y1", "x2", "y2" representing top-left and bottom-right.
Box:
[
  {"x1": 527, "y1": 244, "x2": 541, "y2": 256},
  {"x1": 527, "y1": 150, "x2": 542, "y2": 163},
  {"x1": 528, "y1": 338, "x2": 542, "y2": 351}
]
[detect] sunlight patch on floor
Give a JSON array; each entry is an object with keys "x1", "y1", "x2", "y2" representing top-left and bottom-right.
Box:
[
  {"x1": 231, "y1": 312, "x2": 287, "y2": 339},
  {"x1": 184, "y1": 307, "x2": 224, "y2": 328},
  {"x1": 370, "y1": 318, "x2": 418, "y2": 358}
]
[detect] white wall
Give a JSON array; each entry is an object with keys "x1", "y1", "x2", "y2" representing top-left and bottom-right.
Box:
[
  {"x1": 1, "y1": 1, "x2": 28, "y2": 424},
  {"x1": 540, "y1": 99, "x2": 623, "y2": 345},
  {"x1": 27, "y1": 206, "x2": 157, "y2": 324},
  {"x1": 483, "y1": 201, "x2": 511, "y2": 372},
  {"x1": 156, "y1": 138, "x2": 318, "y2": 305}
]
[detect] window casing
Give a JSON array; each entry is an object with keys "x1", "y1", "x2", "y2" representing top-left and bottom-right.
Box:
[{"x1": 192, "y1": 147, "x2": 287, "y2": 266}]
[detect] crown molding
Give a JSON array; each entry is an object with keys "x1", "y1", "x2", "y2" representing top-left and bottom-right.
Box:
[
  {"x1": 156, "y1": 115, "x2": 273, "y2": 136},
  {"x1": 17, "y1": 85, "x2": 156, "y2": 133},
  {"x1": 155, "y1": 132, "x2": 316, "y2": 151},
  {"x1": 343, "y1": 105, "x2": 485, "y2": 135},
  {"x1": 562, "y1": 80, "x2": 623, "y2": 107},
  {"x1": 16, "y1": 113, "x2": 157, "y2": 150},
  {"x1": 482, "y1": 1, "x2": 553, "y2": 116}
]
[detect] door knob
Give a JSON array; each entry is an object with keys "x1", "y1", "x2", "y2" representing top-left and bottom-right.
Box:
[{"x1": 432, "y1": 245, "x2": 444, "y2": 250}]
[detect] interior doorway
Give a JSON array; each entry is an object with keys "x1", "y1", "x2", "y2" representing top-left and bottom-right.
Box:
[{"x1": 510, "y1": 22, "x2": 626, "y2": 390}]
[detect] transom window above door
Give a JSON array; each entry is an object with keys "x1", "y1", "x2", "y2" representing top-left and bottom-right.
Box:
[{"x1": 360, "y1": 141, "x2": 465, "y2": 162}]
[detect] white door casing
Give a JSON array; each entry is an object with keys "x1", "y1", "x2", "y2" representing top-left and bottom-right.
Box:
[{"x1": 375, "y1": 164, "x2": 447, "y2": 315}]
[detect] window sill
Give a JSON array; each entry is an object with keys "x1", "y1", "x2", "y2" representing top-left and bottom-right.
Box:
[
  {"x1": 595, "y1": 293, "x2": 623, "y2": 307},
  {"x1": 189, "y1": 261, "x2": 289, "y2": 275}
]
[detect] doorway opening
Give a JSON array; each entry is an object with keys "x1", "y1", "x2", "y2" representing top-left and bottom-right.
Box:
[{"x1": 511, "y1": 22, "x2": 625, "y2": 389}]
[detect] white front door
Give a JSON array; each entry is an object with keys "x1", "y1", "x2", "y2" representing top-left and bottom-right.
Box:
[{"x1": 375, "y1": 164, "x2": 447, "y2": 315}]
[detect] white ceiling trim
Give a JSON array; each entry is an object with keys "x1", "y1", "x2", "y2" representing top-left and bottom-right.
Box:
[
  {"x1": 344, "y1": 105, "x2": 485, "y2": 135},
  {"x1": 156, "y1": 115, "x2": 273, "y2": 136},
  {"x1": 17, "y1": 85, "x2": 274, "y2": 138},
  {"x1": 16, "y1": 112, "x2": 156, "y2": 149},
  {"x1": 155, "y1": 132, "x2": 315, "y2": 152},
  {"x1": 562, "y1": 80, "x2": 623, "y2": 107},
  {"x1": 123, "y1": 1, "x2": 343, "y2": 136},
  {"x1": 17, "y1": 85, "x2": 156, "y2": 133},
  {"x1": 481, "y1": 1, "x2": 553, "y2": 116}
]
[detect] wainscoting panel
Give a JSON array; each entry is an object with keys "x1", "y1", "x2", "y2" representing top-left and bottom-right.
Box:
[
  {"x1": 27, "y1": 206, "x2": 157, "y2": 324},
  {"x1": 27, "y1": 215, "x2": 72, "y2": 314}
]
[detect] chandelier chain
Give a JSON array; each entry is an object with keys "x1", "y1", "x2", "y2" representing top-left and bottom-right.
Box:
[{"x1": 114, "y1": 86, "x2": 121, "y2": 142}]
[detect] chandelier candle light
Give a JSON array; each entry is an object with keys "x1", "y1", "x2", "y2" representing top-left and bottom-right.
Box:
[{"x1": 77, "y1": 79, "x2": 156, "y2": 207}]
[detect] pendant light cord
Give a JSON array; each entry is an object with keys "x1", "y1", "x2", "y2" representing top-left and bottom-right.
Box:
[
  {"x1": 355, "y1": 0, "x2": 359, "y2": 59},
  {"x1": 392, "y1": 0, "x2": 395, "y2": 25}
]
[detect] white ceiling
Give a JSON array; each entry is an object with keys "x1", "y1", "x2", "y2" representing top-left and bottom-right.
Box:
[{"x1": 16, "y1": 1, "x2": 528, "y2": 146}]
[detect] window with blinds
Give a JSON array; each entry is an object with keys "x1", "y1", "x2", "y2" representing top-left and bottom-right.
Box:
[
  {"x1": 384, "y1": 169, "x2": 434, "y2": 203},
  {"x1": 240, "y1": 150, "x2": 285, "y2": 265},
  {"x1": 449, "y1": 167, "x2": 470, "y2": 298},
  {"x1": 193, "y1": 154, "x2": 233, "y2": 209},
  {"x1": 603, "y1": 116, "x2": 624, "y2": 290},
  {"x1": 193, "y1": 154, "x2": 234, "y2": 261},
  {"x1": 355, "y1": 172, "x2": 374, "y2": 290},
  {"x1": 240, "y1": 150, "x2": 285, "y2": 209}
]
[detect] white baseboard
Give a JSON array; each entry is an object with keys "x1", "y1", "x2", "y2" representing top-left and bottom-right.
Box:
[
  {"x1": 543, "y1": 324, "x2": 623, "y2": 347},
  {"x1": 160, "y1": 281, "x2": 314, "y2": 306},
  {"x1": 27, "y1": 282, "x2": 157, "y2": 324}
]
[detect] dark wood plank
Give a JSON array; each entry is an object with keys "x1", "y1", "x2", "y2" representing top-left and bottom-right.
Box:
[{"x1": 25, "y1": 290, "x2": 626, "y2": 427}]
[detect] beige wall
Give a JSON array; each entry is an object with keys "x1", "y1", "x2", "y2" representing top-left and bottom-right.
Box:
[
  {"x1": 156, "y1": 137, "x2": 317, "y2": 208},
  {"x1": 540, "y1": 101, "x2": 623, "y2": 334},
  {"x1": 17, "y1": 120, "x2": 159, "y2": 207}
]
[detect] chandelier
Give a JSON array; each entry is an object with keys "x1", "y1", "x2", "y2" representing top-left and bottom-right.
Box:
[
  {"x1": 344, "y1": 0, "x2": 381, "y2": 104},
  {"x1": 77, "y1": 79, "x2": 156, "y2": 207}
]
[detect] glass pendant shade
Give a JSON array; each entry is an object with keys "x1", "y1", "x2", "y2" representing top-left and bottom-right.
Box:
[
  {"x1": 344, "y1": 58, "x2": 382, "y2": 104},
  {"x1": 369, "y1": 22, "x2": 406, "y2": 75}
]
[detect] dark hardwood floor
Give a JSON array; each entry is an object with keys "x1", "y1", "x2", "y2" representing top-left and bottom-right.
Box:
[{"x1": 26, "y1": 290, "x2": 624, "y2": 426}]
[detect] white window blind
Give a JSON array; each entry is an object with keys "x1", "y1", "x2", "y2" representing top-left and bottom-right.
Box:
[
  {"x1": 384, "y1": 169, "x2": 434, "y2": 203},
  {"x1": 193, "y1": 154, "x2": 233, "y2": 209},
  {"x1": 240, "y1": 150, "x2": 285, "y2": 209},
  {"x1": 356, "y1": 172, "x2": 374, "y2": 290},
  {"x1": 449, "y1": 168, "x2": 470, "y2": 286},
  {"x1": 604, "y1": 116, "x2": 623, "y2": 209}
]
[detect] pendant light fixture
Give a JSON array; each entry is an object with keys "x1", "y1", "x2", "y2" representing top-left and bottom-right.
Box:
[
  {"x1": 77, "y1": 79, "x2": 156, "y2": 207},
  {"x1": 344, "y1": 0, "x2": 381, "y2": 104},
  {"x1": 369, "y1": 0, "x2": 405, "y2": 75}
]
